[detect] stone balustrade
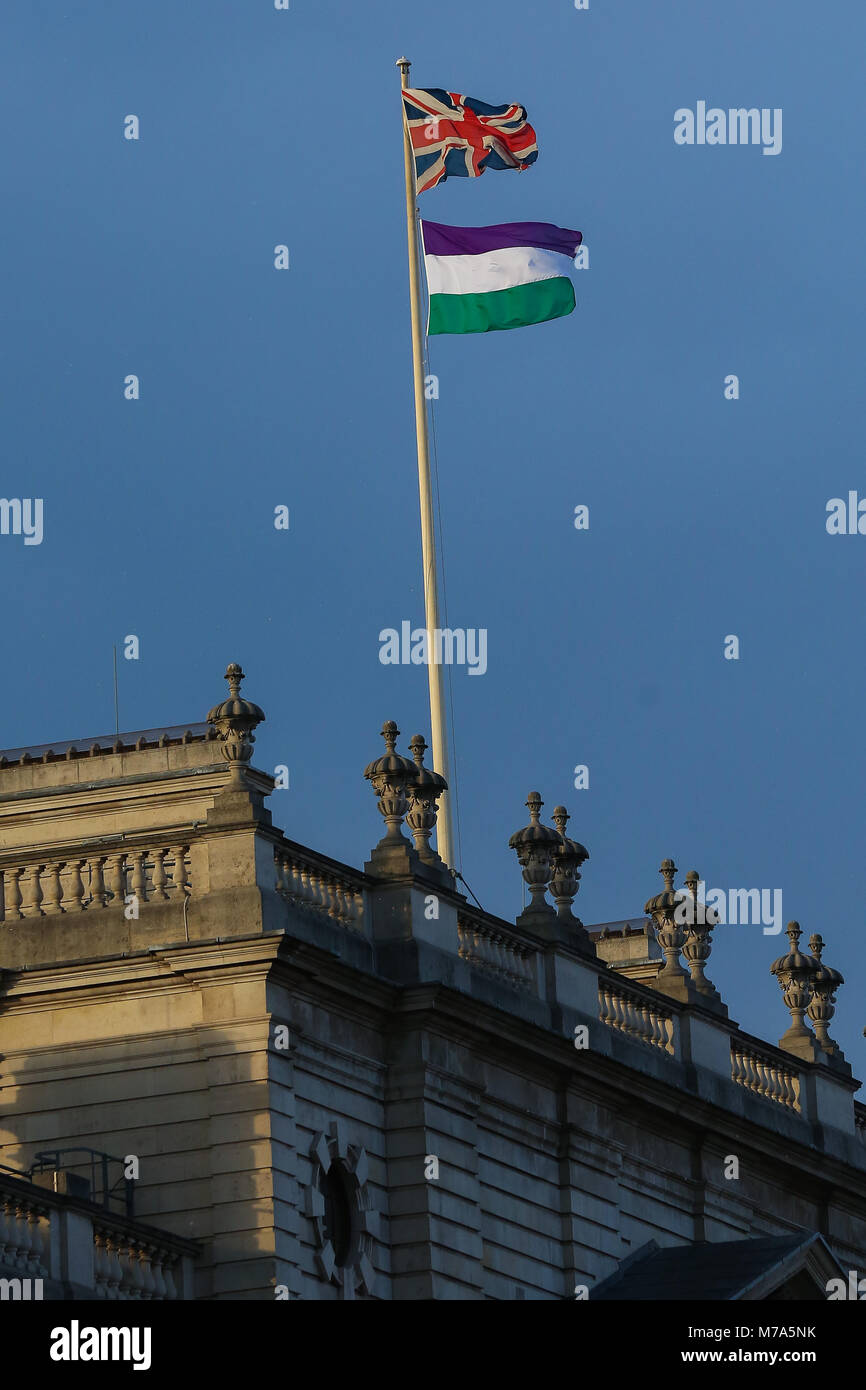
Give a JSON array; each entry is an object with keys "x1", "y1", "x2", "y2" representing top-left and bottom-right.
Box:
[
  {"x1": 598, "y1": 977, "x2": 676, "y2": 1054},
  {"x1": 275, "y1": 845, "x2": 366, "y2": 932},
  {"x1": 92, "y1": 1222, "x2": 181, "y2": 1300},
  {"x1": 0, "y1": 1169, "x2": 197, "y2": 1298},
  {"x1": 457, "y1": 912, "x2": 539, "y2": 993},
  {"x1": 0, "y1": 1188, "x2": 51, "y2": 1278},
  {"x1": 730, "y1": 1039, "x2": 801, "y2": 1112},
  {"x1": 0, "y1": 843, "x2": 191, "y2": 921}
]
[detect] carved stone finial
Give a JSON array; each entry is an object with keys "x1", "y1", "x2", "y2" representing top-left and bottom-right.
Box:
[
  {"x1": 408, "y1": 733, "x2": 427, "y2": 764},
  {"x1": 405, "y1": 734, "x2": 448, "y2": 869},
  {"x1": 770, "y1": 921, "x2": 820, "y2": 1059},
  {"x1": 548, "y1": 805, "x2": 593, "y2": 957},
  {"x1": 226, "y1": 662, "x2": 243, "y2": 697},
  {"x1": 363, "y1": 722, "x2": 418, "y2": 848},
  {"x1": 680, "y1": 869, "x2": 722, "y2": 1001},
  {"x1": 644, "y1": 858, "x2": 690, "y2": 998},
  {"x1": 206, "y1": 662, "x2": 266, "y2": 786},
  {"x1": 508, "y1": 793, "x2": 560, "y2": 925},
  {"x1": 807, "y1": 932, "x2": 845, "y2": 1057},
  {"x1": 549, "y1": 806, "x2": 588, "y2": 916}
]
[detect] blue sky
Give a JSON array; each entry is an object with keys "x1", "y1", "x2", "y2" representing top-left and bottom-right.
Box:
[{"x1": 2, "y1": 0, "x2": 865, "y2": 1064}]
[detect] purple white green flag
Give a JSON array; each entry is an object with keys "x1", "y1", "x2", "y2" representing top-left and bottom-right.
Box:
[{"x1": 422, "y1": 220, "x2": 582, "y2": 334}]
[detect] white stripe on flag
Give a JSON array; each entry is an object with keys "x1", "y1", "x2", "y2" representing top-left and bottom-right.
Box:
[{"x1": 424, "y1": 245, "x2": 576, "y2": 297}]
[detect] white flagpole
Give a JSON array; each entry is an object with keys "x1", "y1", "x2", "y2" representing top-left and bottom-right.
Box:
[{"x1": 397, "y1": 56, "x2": 454, "y2": 870}]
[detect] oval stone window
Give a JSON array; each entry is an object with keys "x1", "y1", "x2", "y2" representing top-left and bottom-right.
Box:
[{"x1": 320, "y1": 1162, "x2": 353, "y2": 1267}]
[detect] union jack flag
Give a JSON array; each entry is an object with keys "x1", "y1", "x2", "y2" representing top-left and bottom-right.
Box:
[{"x1": 402, "y1": 87, "x2": 539, "y2": 195}]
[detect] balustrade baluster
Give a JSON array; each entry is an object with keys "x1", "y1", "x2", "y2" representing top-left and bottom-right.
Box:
[
  {"x1": 151, "y1": 848, "x2": 169, "y2": 900},
  {"x1": 21, "y1": 864, "x2": 45, "y2": 918},
  {"x1": 42, "y1": 862, "x2": 64, "y2": 914},
  {"x1": 4, "y1": 867, "x2": 23, "y2": 919},
  {"x1": 170, "y1": 847, "x2": 189, "y2": 896},
  {"x1": 13, "y1": 1202, "x2": 32, "y2": 1272},
  {"x1": 519, "y1": 948, "x2": 532, "y2": 988},
  {"x1": 743, "y1": 1052, "x2": 756, "y2": 1090},
  {"x1": 0, "y1": 1198, "x2": 12, "y2": 1266},
  {"x1": 635, "y1": 999, "x2": 650, "y2": 1042},
  {"x1": 26, "y1": 1205, "x2": 47, "y2": 1276},
  {"x1": 624, "y1": 996, "x2": 636, "y2": 1037},
  {"x1": 125, "y1": 1241, "x2": 144, "y2": 1299},
  {"x1": 142, "y1": 1243, "x2": 157, "y2": 1298},
  {"x1": 92, "y1": 1230, "x2": 108, "y2": 1296},
  {"x1": 502, "y1": 939, "x2": 519, "y2": 985},
  {"x1": 149, "y1": 1245, "x2": 167, "y2": 1299},
  {"x1": 106, "y1": 1234, "x2": 124, "y2": 1298},
  {"x1": 485, "y1": 932, "x2": 502, "y2": 976},
  {"x1": 130, "y1": 852, "x2": 147, "y2": 906},
  {"x1": 90, "y1": 855, "x2": 108, "y2": 907},
  {"x1": 619, "y1": 995, "x2": 633, "y2": 1039},
  {"x1": 627, "y1": 995, "x2": 643, "y2": 1040},
  {"x1": 107, "y1": 853, "x2": 126, "y2": 907},
  {"x1": 598, "y1": 987, "x2": 612, "y2": 1028},
  {"x1": 162, "y1": 1254, "x2": 178, "y2": 1300},
  {"x1": 606, "y1": 989, "x2": 621, "y2": 1034},
  {"x1": 491, "y1": 933, "x2": 507, "y2": 978},
  {"x1": 67, "y1": 859, "x2": 86, "y2": 912},
  {"x1": 320, "y1": 876, "x2": 336, "y2": 919}
]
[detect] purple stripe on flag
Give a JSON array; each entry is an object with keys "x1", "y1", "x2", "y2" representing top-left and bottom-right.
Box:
[{"x1": 422, "y1": 220, "x2": 582, "y2": 258}]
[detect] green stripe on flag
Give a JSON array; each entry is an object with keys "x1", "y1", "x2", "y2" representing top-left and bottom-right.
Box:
[{"x1": 428, "y1": 277, "x2": 575, "y2": 335}]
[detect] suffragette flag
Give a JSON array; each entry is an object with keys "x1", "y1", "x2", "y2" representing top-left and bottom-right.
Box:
[{"x1": 422, "y1": 220, "x2": 583, "y2": 334}]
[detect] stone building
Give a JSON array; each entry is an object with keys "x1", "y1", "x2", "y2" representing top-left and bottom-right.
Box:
[{"x1": 0, "y1": 664, "x2": 863, "y2": 1300}]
